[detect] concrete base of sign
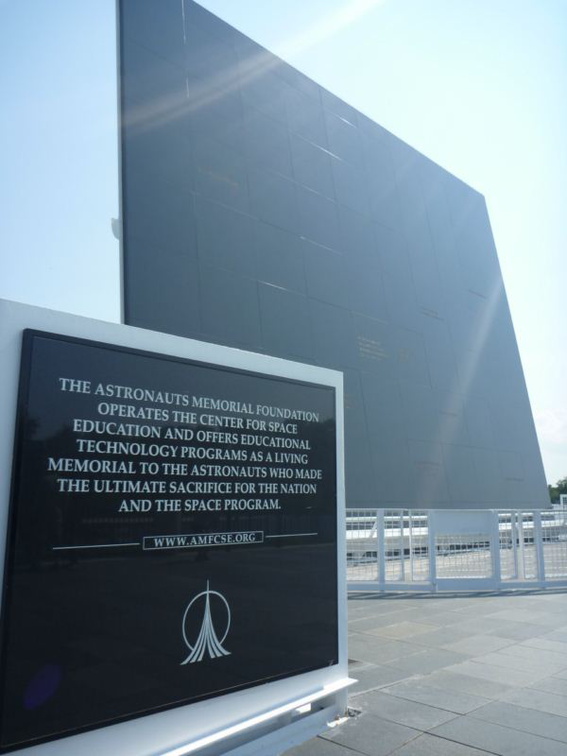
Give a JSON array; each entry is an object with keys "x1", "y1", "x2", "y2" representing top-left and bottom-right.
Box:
[
  {"x1": 0, "y1": 299, "x2": 353, "y2": 756},
  {"x1": 162, "y1": 679, "x2": 353, "y2": 756}
]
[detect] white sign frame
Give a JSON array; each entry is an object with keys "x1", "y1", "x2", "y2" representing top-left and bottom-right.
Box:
[{"x1": 0, "y1": 298, "x2": 352, "y2": 756}]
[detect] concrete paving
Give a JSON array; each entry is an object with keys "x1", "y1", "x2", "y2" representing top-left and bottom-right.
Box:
[{"x1": 284, "y1": 588, "x2": 567, "y2": 755}]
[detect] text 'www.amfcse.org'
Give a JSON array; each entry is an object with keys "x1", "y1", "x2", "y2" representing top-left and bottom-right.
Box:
[{"x1": 143, "y1": 531, "x2": 264, "y2": 550}]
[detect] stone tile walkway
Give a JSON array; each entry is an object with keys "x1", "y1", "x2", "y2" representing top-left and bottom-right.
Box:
[{"x1": 284, "y1": 588, "x2": 567, "y2": 755}]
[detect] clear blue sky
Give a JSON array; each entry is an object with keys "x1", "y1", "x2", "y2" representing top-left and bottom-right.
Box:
[{"x1": 1, "y1": 0, "x2": 565, "y2": 485}]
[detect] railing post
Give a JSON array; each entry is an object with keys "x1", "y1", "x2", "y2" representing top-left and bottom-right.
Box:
[
  {"x1": 533, "y1": 510, "x2": 545, "y2": 585},
  {"x1": 490, "y1": 509, "x2": 502, "y2": 589},
  {"x1": 399, "y1": 511, "x2": 405, "y2": 582},
  {"x1": 377, "y1": 508, "x2": 385, "y2": 588},
  {"x1": 518, "y1": 511, "x2": 526, "y2": 580},
  {"x1": 427, "y1": 510, "x2": 437, "y2": 592},
  {"x1": 408, "y1": 510, "x2": 414, "y2": 581},
  {"x1": 511, "y1": 511, "x2": 519, "y2": 579}
]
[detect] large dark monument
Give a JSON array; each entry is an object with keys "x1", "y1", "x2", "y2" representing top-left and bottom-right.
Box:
[{"x1": 119, "y1": 0, "x2": 547, "y2": 509}]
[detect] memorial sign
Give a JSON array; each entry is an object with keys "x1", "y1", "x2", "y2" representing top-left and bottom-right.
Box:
[{"x1": 0, "y1": 329, "x2": 338, "y2": 752}]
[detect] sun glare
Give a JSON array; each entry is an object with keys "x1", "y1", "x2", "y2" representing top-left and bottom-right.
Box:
[{"x1": 276, "y1": 0, "x2": 388, "y2": 59}]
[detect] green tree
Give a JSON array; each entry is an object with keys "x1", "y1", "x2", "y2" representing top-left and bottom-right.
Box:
[{"x1": 548, "y1": 477, "x2": 567, "y2": 504}]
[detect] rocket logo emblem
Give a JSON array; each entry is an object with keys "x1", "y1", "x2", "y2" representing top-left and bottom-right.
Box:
[{"x1": 181, "y1": 582, "x2": 231, "y2": 665}]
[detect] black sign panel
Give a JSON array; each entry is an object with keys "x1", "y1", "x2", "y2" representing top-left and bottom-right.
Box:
[{"x1": 0, "y1": 331, "x2": 338, "y2": 752}]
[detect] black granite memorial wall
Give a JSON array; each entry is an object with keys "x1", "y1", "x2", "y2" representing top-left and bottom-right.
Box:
[{"x1": 119, "y1": 0, "x2": 547, "y2": 509}]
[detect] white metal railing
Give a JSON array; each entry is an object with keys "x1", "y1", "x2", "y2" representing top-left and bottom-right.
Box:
[{"x1": 346, "y1": 507, "x2": 567, "y2": 592}]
